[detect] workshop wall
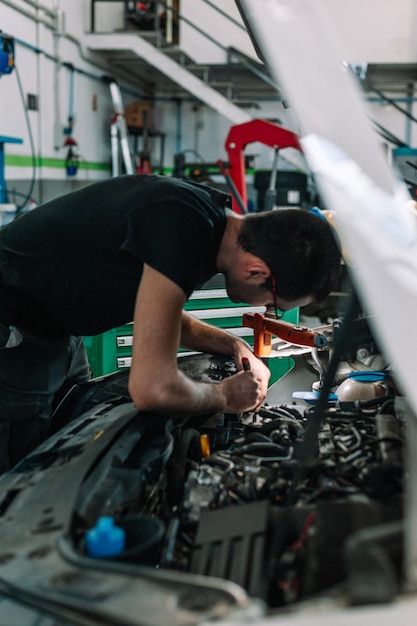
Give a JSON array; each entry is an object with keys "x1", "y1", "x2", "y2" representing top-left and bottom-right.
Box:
[
  {"x1": 0, "y1": 0, "x2": 114, "y2": 209},
  {"x1": 0, "y1": 0, "x2": 416, "y2": 214},
  {"x1": 323, "y1": 0, "x2": 417, "y2": 64}
]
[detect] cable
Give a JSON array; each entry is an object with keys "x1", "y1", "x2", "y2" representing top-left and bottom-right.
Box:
[
  {"x1": 13, "y1": 64, "x2": 37, "y2": 214},
  {"x1": 7, "y1": 189, "x2": 38, "y2": 206},
  {"x1": 180, "y1": 148, "x2": 206, "y2": 162},
  {"x1": 286, "y1": 289, "x2": 362, "y2": 504}
]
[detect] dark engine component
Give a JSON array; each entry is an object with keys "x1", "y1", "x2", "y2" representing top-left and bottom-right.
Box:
[
  {"x1": 161, "y1": 402, "x2": 403, "y2": 607},
  {"x1": 67, "y1": 355, "x2": 403, "y2": 610}
]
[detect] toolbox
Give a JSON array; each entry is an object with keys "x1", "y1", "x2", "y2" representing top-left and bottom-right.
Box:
[{"x1": 124, "y1": 99, "x2": 153, "y2": 129}]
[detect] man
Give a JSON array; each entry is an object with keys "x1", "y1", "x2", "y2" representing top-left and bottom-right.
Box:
[{"x1": 0, "y1": 174, "x2": 340, "y2": 471}]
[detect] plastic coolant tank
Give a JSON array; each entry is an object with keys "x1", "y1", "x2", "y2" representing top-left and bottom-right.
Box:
[{"x1": 336, "y1": 371, "x2": 388, "y2": 402}]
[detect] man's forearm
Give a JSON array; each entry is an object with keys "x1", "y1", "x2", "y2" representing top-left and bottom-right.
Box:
[{"x1": 180, "y1": 310, "x2": 247, "y2": 356}]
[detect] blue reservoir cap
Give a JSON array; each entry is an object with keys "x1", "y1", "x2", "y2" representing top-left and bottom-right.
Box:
[
  {"x1": 292, "y1": 390, "x2": 338, "y2": 404},
  {"x1": 85, "y1": 516, "x2": 126, "y2": 558},
  {"x1": 347, "y1": 371, "x2": 386, "y2": 383},
  {"x1": 309, "y1": 207, "x2": 326, "y2": 221}
]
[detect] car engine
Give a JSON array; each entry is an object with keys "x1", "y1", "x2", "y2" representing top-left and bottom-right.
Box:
[
  {"x1": 69, "y1": 318, "x2": 404, "y2": 612},
  {"x1": 0, "y1": 311, "x2": 406, "y2": 624}
]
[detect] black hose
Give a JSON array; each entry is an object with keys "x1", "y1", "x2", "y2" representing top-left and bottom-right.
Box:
[
  {"x1": 286, "y1": 290, "x2": 362, "y2": 504},
  {"x1": 166, "y1": 428, "x2": 202, "y2": 506}
]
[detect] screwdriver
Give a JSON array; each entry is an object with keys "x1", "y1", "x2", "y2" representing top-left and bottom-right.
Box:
[
  {"x1": 241, "y1": 356, "x2": 259, "y2": 422},
  {"x1": 236, "y1": 357, "x2": 251, "y2": 423},
  {"x1": 242, "y1": 357, "x2": 251, "y2": 371}
]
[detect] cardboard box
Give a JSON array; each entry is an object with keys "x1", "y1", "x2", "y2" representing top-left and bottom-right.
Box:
[{"x1": 124, "y1": 100, "x2": 153, "y2": 129}]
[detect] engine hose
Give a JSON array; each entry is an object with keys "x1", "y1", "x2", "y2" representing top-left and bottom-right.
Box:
[
  {"x1": 287, "y1": 290, "x2": 362, "y2": 504},
  {"x1": 237, "y1": 441, "x2": 289, "y2": 456},
  {"x1": 258, "y1": 417, "x2": 303, "y2": 438},
  {"x1": 166, "y1": 428, "x2": 202, "y2": 506},
  {"x1": 244, "y1": 432, "x2": 272, "y2": 443}
]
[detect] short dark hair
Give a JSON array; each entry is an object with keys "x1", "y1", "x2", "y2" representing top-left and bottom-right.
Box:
[{"x1": 238, "y1": 208, "x2": 341, "y2": 302}]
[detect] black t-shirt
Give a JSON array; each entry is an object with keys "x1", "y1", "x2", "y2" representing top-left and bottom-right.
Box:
[{"x1": 0, "y1": 175, "x2": 229, "y2": 339}]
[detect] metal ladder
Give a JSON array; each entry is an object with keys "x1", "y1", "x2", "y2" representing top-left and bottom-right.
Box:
[{"x1": 109, "y1": 81, "x2": 134, "y2": 177}]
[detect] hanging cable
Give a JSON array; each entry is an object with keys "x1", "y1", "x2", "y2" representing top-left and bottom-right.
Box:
[
  {"x1": 286, "y1": 288, "x2": 362, "y2": 504},
  {"x1": 13, "y1": 64, "x2": 37, "y2": 214}
]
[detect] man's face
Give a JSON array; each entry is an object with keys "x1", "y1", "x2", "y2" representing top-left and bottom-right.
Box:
[{"x1": 225, "y1": 273, "x2": 313, "y2": 312}]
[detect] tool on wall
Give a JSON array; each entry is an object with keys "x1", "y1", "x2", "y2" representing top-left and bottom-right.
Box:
[
  {"x1": 0, "y1": 32, "x2": 14, "y2": 76},
  {"x1": 62, "y1": 63, "x2": 81, "y2": 177},
  {"x1": 64, "y1": 136, "x2": 80, "y2": 177},
  {"x1": 108, "y1": 79, "x2": 134, "y2": 177},
  {"x1": 0, "y1": 32, "x2": 30, "y2": 220},
  {"x1": 0, "y1": 33, "x2": 20, "y2": 208}
]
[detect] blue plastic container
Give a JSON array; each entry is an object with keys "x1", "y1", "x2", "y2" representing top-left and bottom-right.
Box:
[{"x1": 85, "y1": 516, "x2": 126, "y2": 558}]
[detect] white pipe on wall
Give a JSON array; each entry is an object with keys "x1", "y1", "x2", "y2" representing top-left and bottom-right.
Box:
[
  {"x1": 17, "y1": 0, "x2": 56, "y2": 19},
  {"x1": 1, "y1": 0, "x2": 55, "y2": 29}
]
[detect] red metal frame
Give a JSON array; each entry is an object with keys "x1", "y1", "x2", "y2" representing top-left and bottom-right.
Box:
[{"x1": 224, "y1": 119, "x2": 302, "y2": 213}]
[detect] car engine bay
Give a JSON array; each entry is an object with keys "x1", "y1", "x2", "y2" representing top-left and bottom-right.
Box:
[{"x1": 0, "y1": 294, "x2": 407, "y2": 625}]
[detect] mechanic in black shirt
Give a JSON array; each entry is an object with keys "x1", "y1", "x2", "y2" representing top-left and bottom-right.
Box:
[{"x1": 0, "y1": 174, "x2": 340, "y2": 472}]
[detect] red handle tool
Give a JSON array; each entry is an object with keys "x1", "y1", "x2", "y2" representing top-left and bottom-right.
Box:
[{"x1": 242, "y1": 357, "x2": 251, "y2": 371}]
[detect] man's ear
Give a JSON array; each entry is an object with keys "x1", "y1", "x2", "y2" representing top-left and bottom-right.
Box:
[{"x1": 245, "y1": 258, "x2": 270, "y2": 280}]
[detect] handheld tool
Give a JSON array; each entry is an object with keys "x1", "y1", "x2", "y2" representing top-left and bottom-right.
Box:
[
  {"x1": 241, "y1": 357, "x2": 251, "y2": 371},
  {"x1": 242, "y1": 312, "x2": 328, "y2": 357}
]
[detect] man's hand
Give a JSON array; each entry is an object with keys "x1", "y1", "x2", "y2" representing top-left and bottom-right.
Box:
[
  {"x1": 181, "y1": 308, "x2": 270, "y2": 412},
  {"x1": 232, "y1": 343, "x2": 270, "y2": 411},
  {"x1": 219, "y1": 369, "x2": 264, "y2": 413}
]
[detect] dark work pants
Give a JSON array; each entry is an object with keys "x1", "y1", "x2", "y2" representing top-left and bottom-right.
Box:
[{"x1": 0, "y1": 320, "x2": 91, "y2": 472}]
